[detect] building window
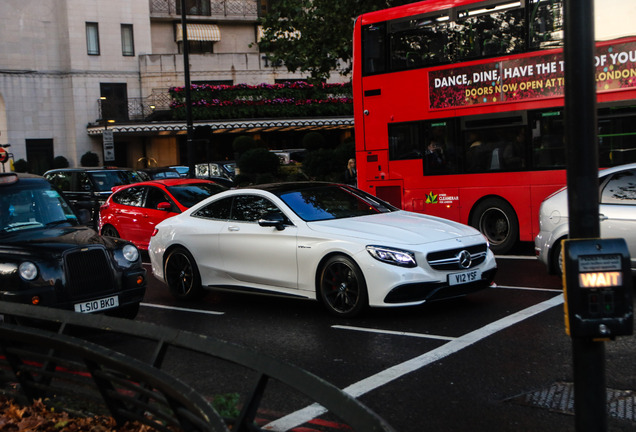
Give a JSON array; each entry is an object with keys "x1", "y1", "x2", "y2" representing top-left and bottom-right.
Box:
[
  {"x1": 178, "y1": 41, "x2": 214, "y2": 54},
  {"x1": 86, "y1": 22, "x2": 100, "y2": 55},
  {"x1": 121, "y1": 24, "x2": 134, "y2": 56}
]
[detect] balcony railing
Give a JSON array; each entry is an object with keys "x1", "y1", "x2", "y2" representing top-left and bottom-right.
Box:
[
  {"x1": 98, "y1": 89, "x2": 173, "y2": 123},
  {"x1": 150, "y1": 0, "x2": 258, "y2": 18}
]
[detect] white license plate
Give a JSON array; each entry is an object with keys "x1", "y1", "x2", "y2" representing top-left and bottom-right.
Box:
[
  {"x1": 74, "y1": 295, "x2": 119, "y2": 313},
  {"x1": 448, "y1": 269, "x2": 481, "y2": 286}
]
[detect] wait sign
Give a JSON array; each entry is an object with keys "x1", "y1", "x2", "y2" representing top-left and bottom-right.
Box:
[{"x1": 579, "y1": 271, "x2": 622, "y2": 288}]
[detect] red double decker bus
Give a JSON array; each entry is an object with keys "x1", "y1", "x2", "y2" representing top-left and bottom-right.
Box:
[{"x1": 353, "y1": 0, "x2": 636, "y2": 253}]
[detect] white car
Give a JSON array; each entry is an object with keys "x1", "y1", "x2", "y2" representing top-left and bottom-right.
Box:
[
  {"x1": 149, "y1": 182, "x2": 497, "y2": 317},
  {"x1": 535, "y1": 163, "x2": 636, "y2": 274}
]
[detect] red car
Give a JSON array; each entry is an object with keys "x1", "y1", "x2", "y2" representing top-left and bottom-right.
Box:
[{"x1": 99, "y1": 179, "x2": 226, "y2": 250}]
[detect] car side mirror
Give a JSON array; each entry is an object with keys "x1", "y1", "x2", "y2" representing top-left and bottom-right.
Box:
[
  {"x1": 157, "y1": 202, "x2": 172, "y2": 211},
  {"x1": 258, "y1": 212, "x2": 287, "y2": 231}
]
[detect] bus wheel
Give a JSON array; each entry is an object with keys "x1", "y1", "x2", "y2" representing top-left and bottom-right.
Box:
[{"x1": 471, "y1": 198, "x2": 518, "y2": 254}]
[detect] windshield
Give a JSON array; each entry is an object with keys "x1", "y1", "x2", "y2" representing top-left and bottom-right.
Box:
[
  {"x1": 167, "y1": 182, "x2": 227, "y2": 208},
  {"x1": 0, "y1": 181, "x2": 78, "y2": 233},
  {"x1": 277, "y1": 184, "x2": 398, "y2": 221}
]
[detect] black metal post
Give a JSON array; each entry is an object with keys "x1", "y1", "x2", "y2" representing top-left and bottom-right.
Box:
[
  {"x1": 181, "y1": 2, "x2": 195, "y2": 178},
  {"x1": 563, "y1": 1, "x2": 605, "y2": 431}
]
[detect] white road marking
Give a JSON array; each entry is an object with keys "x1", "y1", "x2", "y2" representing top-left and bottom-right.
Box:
[
  {"x1": 140, "y1": 302, "x2": 225, "y2": 315},
  {"x1": 496, "y1": 284, "x2": 562, "y2": 293},
  {"x1": 332, "y1": 325, "x2": 456, "y2": 341},
  {"x1": 263, "y1": 294, "x2": 565, "y2": 431},
  {"x1": 495, "y1": 254, "x2": 537, "y2": 260}
]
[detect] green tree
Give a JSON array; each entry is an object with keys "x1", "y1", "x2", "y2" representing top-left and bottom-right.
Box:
[
  {"x1": 80, "y1": 151, "x2": 100, "y2": 167},
  {"x1": 257, "y1": 0, "x2": 414, "y2": 82},
  {"x1": 13, "y1": 159, "x2": 29, "y2": 173},
  {"x1": 53, "y1": 156, "x2": 69, "y2": 168}
]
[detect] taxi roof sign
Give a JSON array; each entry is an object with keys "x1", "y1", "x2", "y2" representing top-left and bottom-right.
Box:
[{"x1": 0, "y1": 173, "x2": 19, "y2": 185}]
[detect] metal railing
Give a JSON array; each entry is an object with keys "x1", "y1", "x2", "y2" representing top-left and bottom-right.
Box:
[
  {"x1": 0, "y1": 303, "x2": 395, "y2": 432},
  {"x1": 150, "y1": 0, "x2": 258, "y2": 18},
  {"x1": 98, "y1": 90, "x2": 173, "y2": 123}
]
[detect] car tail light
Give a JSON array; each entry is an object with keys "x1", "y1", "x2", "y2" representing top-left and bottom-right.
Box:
[{"x1": 151, "y1": 228, "x2": 158, "y2": 237}]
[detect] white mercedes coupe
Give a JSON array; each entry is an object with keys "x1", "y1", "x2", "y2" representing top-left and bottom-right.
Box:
[{"x1": 149, "y1": 182, "x2": 497, "y2": 317}]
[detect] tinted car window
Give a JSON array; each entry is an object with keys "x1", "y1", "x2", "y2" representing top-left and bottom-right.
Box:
[
  {"x1": 231, "y1": 196, "x2": 280, "y2": 222},
  {"x1": 0, "y1": 181, "x2": 78, "y2": 232},
  {"x1": 601, "y1": 169, "x2": 636, "y2": 204},
  {"x1": 167, "y1": 183, "x2": 227, "y2": 208},
  {"x1": 278, "y1": 185, "x2": 387, "y2": 221},
  {"x1": 88, "y1": 171, "x2": 133, "y2": 192},
  {"x1": 145, "y1": 186, "x2": 171, "y2": 210},
  {"x1": 193, "y1": 196, "x2": 232, "y2": 220},
  {"x1": 46, "y1": 172, "x2": 73, "y2": 192},
  {"x1": 112, "y1": 186, "x2": 145, "y2": 207},
  {"x1": 79, "y1": 172, "x2": 92, "y2": 191}
]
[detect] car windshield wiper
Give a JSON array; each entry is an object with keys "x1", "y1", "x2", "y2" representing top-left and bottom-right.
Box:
[
  {"x1": 0, "y1": 221, "x2": 43, "y2": 232},
  {"x1": 46, "y1": 219, "x2": 72, "y2": 228}
]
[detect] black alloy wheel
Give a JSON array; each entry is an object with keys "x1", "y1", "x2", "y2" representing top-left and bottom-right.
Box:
[
  {"x1": 319, "y1": 255, "x2": 368, "y2": 318},
  {"x1": 164, "y1": 247, "x2": 203, "y2": 300}
]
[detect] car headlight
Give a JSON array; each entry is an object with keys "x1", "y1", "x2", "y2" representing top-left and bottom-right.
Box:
[
  {"x1": 122, "y1": 244, "x2": 140, "y2": 262},
  {"x1": 366, "y1": 246, "x2": 417, "y2": 267},
  {"x1": 19, "y1": 262, "x2": 38, "y2": 281}
]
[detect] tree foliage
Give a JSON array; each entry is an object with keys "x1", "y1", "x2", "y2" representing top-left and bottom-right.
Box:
[{"x1": 257, "y1": 0, "x2": 415, "y2": 82}]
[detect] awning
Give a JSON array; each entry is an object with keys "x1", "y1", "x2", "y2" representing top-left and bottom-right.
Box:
[
  {"x1": 175, "y1": 23, "x2": 220, "y2": 42},
  {"x1": 87, "y1": 116, "x2": 354, "y2": 136}
]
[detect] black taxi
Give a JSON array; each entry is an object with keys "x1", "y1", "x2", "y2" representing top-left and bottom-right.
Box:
[{"x1": 0, "y1": 172, "x2": 146, "y2": 319}]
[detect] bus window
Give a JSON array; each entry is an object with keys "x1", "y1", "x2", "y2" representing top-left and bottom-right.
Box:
[
  {"x1": 424, "y1": 120, "x2": 459, "y2": 175},
  {"x1": 531, "y1": 111, "x2": 565, "y2": 169},
  {"x1": 362, "y1": 23, "x2": 387, "y2": 75},
  {"x1": 598, "y1": 107, "x2": 636, "y2": 166},
  {"x1": 463, "y1": 126, "x2": 527, "y2": 173},
  {"x1": 529, "y1": 0, "x2": 564, "y2": 50},
  {"x1": 389, "y1": 14, "x2": 452, "y2": 70},
  {"x1": 455, "y1": 2, "x2": 526, "y2": 60},
  {"x1": 388, "y1": 122, "x2": 423, "y2": 161}
]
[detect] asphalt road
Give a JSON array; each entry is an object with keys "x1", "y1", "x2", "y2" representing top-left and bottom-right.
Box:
[{"x1": 121, "y1": 245, "x2": 635, "y2": 431}]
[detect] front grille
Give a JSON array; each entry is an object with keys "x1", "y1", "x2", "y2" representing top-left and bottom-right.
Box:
[
  {"x1": 64, "y1": 247, "x2": 115, "y2": 300},
  {"x1": 384, "y1": 268, "x2": 497, "y2": 304},
  {"x1": 427, "y1": 244, "x2": 488, "y2": 270}
]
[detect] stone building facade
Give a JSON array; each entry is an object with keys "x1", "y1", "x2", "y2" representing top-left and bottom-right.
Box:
[{"x1": 0, "y1": 0, "x2": 352, "y2": 173}]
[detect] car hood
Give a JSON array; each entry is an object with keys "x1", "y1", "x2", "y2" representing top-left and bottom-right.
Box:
[
  {"x1": 307, "y1": 211, "x2": 483, "y2": 245},
  {"x1": 0, "y1": 226, "x2": 111, "y2": 254}
]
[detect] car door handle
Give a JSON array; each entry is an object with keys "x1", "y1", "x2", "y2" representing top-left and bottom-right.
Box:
[
  {"x1": 228, "y1": 226, "x2": 240, "y2": 232},
  {"x1": 599, "y1": 213, "x2": 608, "y2": 221}
]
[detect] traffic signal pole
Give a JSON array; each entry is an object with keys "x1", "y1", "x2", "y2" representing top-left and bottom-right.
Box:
[
  {"x1": 563, "y1": 1, "x2": 605, "y2": 430},
  {"x1": 181, "y1": 5, "x2": 195, "y2": 178}
]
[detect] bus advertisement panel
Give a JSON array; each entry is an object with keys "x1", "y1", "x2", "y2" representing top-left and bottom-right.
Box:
[
  {"x1": 353, "y1": 0, "x2": 636, "y2": 254},
  {"x1": 430, "y1": 40, "x2": 636, "y2": 109}
]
